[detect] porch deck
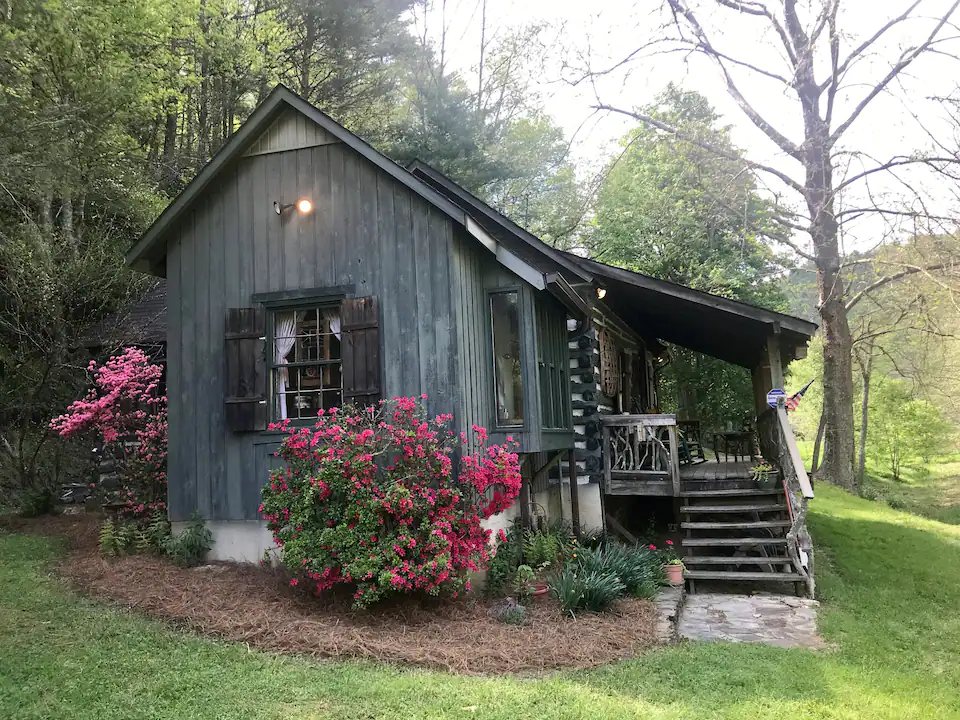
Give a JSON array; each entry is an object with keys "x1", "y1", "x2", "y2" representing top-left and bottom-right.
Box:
[{"x1": 679, "y1": 459, "x2": 752, "y2": 482}]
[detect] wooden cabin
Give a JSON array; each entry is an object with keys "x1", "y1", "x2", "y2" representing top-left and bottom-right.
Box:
[
  {"x1": 125, "y1": 85, "x2": 589, "y2": 561},
  {"x1": 126, "y1": 85, "x2": 819, "y2": 595}
]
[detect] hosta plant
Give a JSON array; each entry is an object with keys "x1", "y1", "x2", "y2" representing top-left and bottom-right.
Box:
[{"x1": 260, "y1": 396, "x2": 522, "y2": 609}]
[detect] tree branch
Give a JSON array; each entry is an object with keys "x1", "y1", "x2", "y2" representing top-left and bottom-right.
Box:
[
  {"x1": 845, "y1": 263, "x2": 950, "y2": 311},
  {"x1": 592, "y1": 104, "x2": 806, "y2": 194},
  {"x1": 825, "y1": 0, "x2": 925, "y2": 90},
  {"x1": 666, "y1": 0, "x2": 801, "y2": 158},
  {"x1": 829, "y1": 0, "x2": 960, "y2": 145},
  {"x1": 836, "y1": 155, "x2": 958, "y2": 193}
]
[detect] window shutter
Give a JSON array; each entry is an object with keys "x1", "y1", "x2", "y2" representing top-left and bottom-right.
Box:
[
  {"x1": 224, "y1": 308, "x2": 267, "y2": 432},
  {"x1": 341, "y1": 296, "x2": 381, "y2": 406}
]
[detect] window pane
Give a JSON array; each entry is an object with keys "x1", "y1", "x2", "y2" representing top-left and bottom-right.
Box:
[
  {"x1": 491, "y1": 291, "x2": 524, "y2": 426},
  {"x1": 272, "y1": 305, "x2": 343, "y2": 422}
]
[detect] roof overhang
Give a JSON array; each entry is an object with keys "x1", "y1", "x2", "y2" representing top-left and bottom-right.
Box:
[
  {"x1": 567, "y1": 255, "x2": 817, "y2": 368},
  {"x1": 408, "y1": 160, "x2": 592, "y2": 285}
]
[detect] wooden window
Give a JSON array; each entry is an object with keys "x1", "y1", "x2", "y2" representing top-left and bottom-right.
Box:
[
  {"x1": 537, "y1": 301, "x2": 570, "y2": 430},
  {"x1": 490, "y1": 290, "x2": 524, "y2": 427},
  {"x1": 269, "y1": 306, "x2": 343, "y2": 421}
]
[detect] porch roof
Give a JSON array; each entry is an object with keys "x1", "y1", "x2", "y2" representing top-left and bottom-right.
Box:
[{"x1": 564, "y1": 255, "x2": 817, "y2": 368}]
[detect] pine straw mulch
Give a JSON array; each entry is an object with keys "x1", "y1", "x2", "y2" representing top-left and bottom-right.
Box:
[{"x1": 2, "y1": 512, "x2": 661, "y2": 675}]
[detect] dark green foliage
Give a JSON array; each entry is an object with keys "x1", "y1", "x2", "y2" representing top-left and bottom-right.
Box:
[
  {"x1": 491, "y1": 598, "x2": 527, "y2": 625},
  {"x1": 98, "y1": 519, "x2": 119, "y2": 557},
  {"x1": 485, "y1": 523, "x2": 523, "y2": 596},
  {"x1": 146, "y1": 512, "x2": 172, "y2": 550},
  {"x1": 548, "y1": 563, "x2": 625, "y2": 616},
  {"x1": 588, "y1": 85, "x2": 789, "y2": 425},
  {"x1": 581, "y1": 545, "x2": 662, "y2": 599},
  {"x1": 162, "y1": 512, "x2": 213, "y2": 567},
  {"x1": 16, "y1": 487, "x2": 57, "y2": 518}
]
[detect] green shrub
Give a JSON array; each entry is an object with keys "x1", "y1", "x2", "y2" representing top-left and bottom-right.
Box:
[
  {"x1": 17, "y1": 486, "x2": 58, "y2": 518},
  {"x1": 580, "y1": 569, "x2": 626, "y2": 612},
  {"x1": 575, "y1": 544, "x2": 662, "y2": 597},
  {"x1": 486, "y1": 523, "x2": 523, "y2": 596},
  {"x1": 146, "y1": 511, "x2": 171, "y2": 550},
  {"x1": 549, "y1": 565, "x2": 585, "y2": 615},
  {"x1": 548, "y1": 563, "x2": 625, "y2": 616},
  {"x1": 492, "y1": 599, "x2": 527, "y2": 626},
  {"x1": 163, "y1": 512, "x2": 212, "y2": 567},
  {"x1": 99, "y1": 519, "x2": 119, "y2": 556}
]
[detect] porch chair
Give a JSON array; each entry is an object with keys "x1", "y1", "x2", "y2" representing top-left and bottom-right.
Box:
[{"x1": 677, "y1": 420, "x2": 707, "y2": 465}]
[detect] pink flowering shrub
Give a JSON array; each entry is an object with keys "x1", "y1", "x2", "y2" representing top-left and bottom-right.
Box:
[
  {"x1": 50, "y1": 347, "x2": 167, "y2": 519},
  {"x1": 260, "y1": 396, "x2": 522, "y2": 609}
]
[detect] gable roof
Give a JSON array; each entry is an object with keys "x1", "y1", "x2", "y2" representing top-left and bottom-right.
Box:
[
  {"x1": 83, "y1": 280, "x2": 167, "y2": 349},
  {"x1": 407, "y1": 160, "x2": 591, "y2": 284},
  {"x1": 562, "y1": 254, "x2": 817, "y2": 368},
  {"x1": 127, "y1": 85, "x2": 469, "y2": 273}
]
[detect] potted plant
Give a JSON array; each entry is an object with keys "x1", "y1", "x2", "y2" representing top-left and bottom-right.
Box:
[
  {"x1": 651, "y1": 541, "x2": 685, "y2": 586},
  {"x1": 750, "y1": 460, "x2": 779, "y2": 489},
  {"x1": 514, "y1": 564, "x2": 548, "y2": 602}
]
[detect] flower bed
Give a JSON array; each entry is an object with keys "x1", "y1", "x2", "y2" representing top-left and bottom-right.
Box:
[{"x1": 9, "y1": 513, "x2": 662, "y2": 675}]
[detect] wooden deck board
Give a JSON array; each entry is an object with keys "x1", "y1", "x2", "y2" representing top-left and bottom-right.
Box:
[{"x1": 679, "y1": 459, "x2": 752, "y2": 481}]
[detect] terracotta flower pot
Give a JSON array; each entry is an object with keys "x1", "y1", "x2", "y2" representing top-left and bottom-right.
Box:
[
  {"x1": 530, "y1": 583, "x2": 549, "y2": 596},
  {"x1": 664, "y1": 563, "x2": 684, "y2": 586}
]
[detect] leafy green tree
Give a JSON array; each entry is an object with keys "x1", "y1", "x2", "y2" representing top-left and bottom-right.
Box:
[
  {"x1": 589, "y1": 87, "x2": 789, "y2": 428},
  {"x1": 869, "y1": 380, "x2": 951, "y2": 481}
]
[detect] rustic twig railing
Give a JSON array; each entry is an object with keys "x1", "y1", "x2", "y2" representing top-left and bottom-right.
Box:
[
  {"x1": 775, "y1": 397, "x2": 816, "y2": 597},
  {"x1": 601, "y1": 414, "x2": 681, "y2": 496}
]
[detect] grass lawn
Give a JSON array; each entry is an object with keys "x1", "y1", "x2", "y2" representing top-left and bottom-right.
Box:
[
  {"x1": 797, "y1": 442, "x2": 960, "y2": 525},
  {"x1": 2, "y1": 485, "x2": 960, "y2": 719}
]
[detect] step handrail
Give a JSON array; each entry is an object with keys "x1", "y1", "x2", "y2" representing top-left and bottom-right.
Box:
[{"x1": 775, "y1": 396, "x2": 815, "y2": 597}]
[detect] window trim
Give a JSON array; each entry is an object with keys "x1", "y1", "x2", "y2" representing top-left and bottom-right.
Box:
[
  {"x1": 266, "y1": 302, "x2": 344, "y2": 424},
  {"x1": 488, "y1": 286, "x2": 527, "y2": 430}
]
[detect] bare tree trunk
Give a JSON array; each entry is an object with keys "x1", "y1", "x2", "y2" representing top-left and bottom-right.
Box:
[
  {"x1": 299, "y1": 12, "x2": 315, "y2": 98},
  {"x1": 60, "y1": 196, "x2": 73, "y2": 244},
  {"x1": 857, "y1": 351, "x2": 873, "y2": 490},
  {"x1": 161, "y1": 96, "x2": 179, "y2": 195},
  {"x1": 39, "y1": 193, "x2": 51, "y2": 231},
  {"x1": 811, "y1": 408, "x2": 826, "y2": 474}
]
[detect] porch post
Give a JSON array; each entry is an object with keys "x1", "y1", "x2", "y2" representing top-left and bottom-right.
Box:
[
  {"x1": 752, "y1": 327, "x2": 784, "y2": 460},
  {"x1": 567, "y1": 449, "x2": 581, "y2": 537}
]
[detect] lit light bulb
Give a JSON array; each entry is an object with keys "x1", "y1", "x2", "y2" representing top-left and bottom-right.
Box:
[
  {"x1": 297, "y1": 199, "x2": 313, "y2": 213},
  {"x1": 597, "y1": 287, "x2": 607, "y2": 299}
]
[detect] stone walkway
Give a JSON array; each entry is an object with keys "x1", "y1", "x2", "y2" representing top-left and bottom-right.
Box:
[{"x1": 678, "y1": 593, "x2": 823, "y2": 649}]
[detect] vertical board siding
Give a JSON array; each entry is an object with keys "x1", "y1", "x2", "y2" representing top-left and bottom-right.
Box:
[
  {"x1": 168, "y1": 141, "x2": 462, "y2": 522},
  {"x1": 243, "y1": 108, "x2": 339, "y2": 156}
]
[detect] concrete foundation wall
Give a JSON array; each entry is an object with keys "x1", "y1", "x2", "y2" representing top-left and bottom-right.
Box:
[{"x1": 172, "y1": 520, "x2": 274, "y2": 564}]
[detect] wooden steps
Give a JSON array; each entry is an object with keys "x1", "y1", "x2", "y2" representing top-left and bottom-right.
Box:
[
  {"x1": 681, "y1": 488, "x2": 782, "y2": 497},
  {"x1": 680, "y1": 481, "x2": 805, "y2": 592},
  {"x1": 682, "y1": 537, "x2": 787, "y2": 547},
  {"x1": 681, "y1": 520, "x2": 791, "y2": 530},
  {"x1": 683, "y1": 555, "x2": 791, "y2": 565},
  {"x1": 680, "y1": 504, "x2": 787, "y2": 513},
  {"x1": 684, "y1": 570, "x2": 804, "y2": 582}
]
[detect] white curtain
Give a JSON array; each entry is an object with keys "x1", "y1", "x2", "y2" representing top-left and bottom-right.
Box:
[
  {"x1": 274, "y1": 312, "x2": 299, "y2": 420},
  {"x1": 322, "y1": 309, "x2": 341, "y2": 340}
]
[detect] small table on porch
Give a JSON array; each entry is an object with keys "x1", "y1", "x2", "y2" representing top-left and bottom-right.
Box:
[{"x1": 712, "y1": 430, "x2": 755, "y2": 462}]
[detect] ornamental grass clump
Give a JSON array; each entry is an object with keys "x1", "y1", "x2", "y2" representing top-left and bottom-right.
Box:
[{"x1": 260, "y1": 396, "x2": 522, "y2": 609}]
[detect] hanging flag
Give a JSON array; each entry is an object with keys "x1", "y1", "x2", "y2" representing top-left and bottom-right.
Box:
[{"x1": 786, "y1": 378, "x2": 815, "y2": 411}]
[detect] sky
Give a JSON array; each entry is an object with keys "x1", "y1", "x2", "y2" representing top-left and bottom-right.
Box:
[{"x1": 416, "y1": 0, "x2": 960, "y2": 253}]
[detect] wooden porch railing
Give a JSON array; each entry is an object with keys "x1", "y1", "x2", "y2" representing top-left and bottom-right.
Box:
[
  {"x1": 774, "y1": 397, "x2": 816, "y2": 597},
  {"x1": 601, "y1": 414, "x2": 681, "y2": 496}
]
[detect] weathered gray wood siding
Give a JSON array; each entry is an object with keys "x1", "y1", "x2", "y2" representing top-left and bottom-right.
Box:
[
  {"x1": 451, "y1": 234, "x2": 573, "y2": 454},
  {"x1": 166, "y1": 140, "x2": 459, "y2": 522}
]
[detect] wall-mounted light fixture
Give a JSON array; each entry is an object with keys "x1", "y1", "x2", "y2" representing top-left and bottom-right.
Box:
[
  {"x1": 597, "y1": 287, "x2": 607, "y2": 299},
  {"x1": 273, "y1": 199, "x2": 313, "y2": 215}
]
